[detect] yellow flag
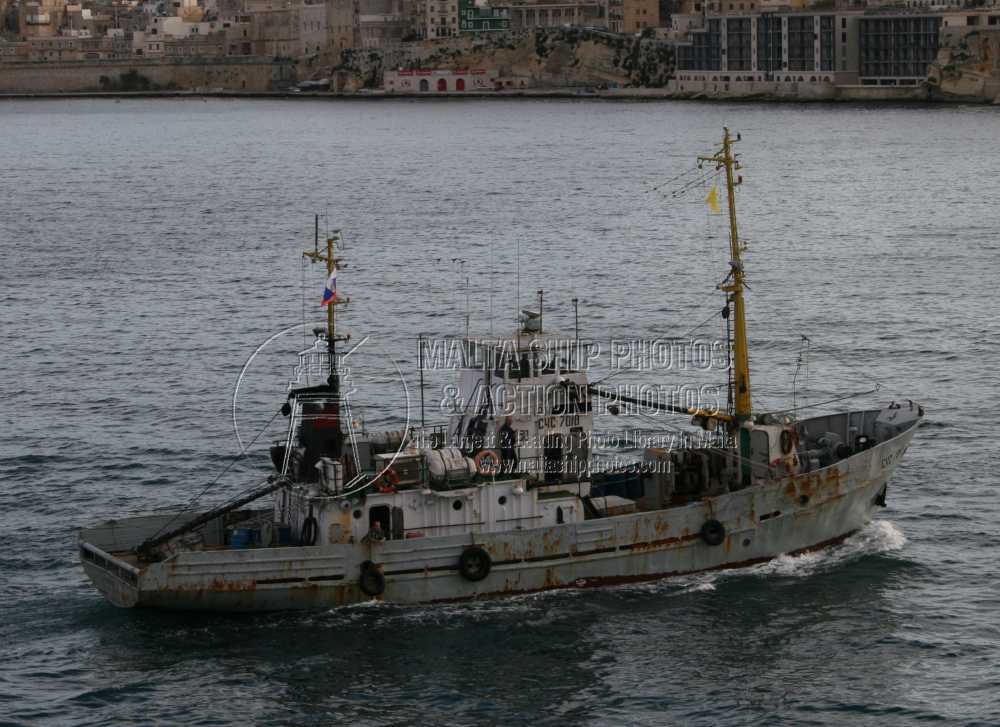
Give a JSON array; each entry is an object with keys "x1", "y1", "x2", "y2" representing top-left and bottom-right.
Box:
[{"x1": 706, "y1": 184, "x2": 721, "y2": 214}]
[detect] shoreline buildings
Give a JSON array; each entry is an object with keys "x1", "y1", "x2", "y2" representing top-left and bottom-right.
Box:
[
  {"x1": 672, "y1": 8, "x2": 946, "y2": 87},
  {"x1": 1, "y1": 0, "x2": 999, "y2": 96}
]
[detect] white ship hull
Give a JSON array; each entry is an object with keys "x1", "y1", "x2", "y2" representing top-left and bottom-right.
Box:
[{"x1": 79, "y1": 424, "x2": 916, "y2": 612}]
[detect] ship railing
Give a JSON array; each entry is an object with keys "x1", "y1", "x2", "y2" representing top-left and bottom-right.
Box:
[{"x1": 79, "y1": 541, "x2": 140, "y2": 586}]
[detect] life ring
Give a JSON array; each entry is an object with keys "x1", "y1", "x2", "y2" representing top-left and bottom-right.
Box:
[
  {"x1": 700, "y1": 519, "x2": 725, "y2": 546},
  {"x1": 780, "y1": 429, "x2": 794, "y2": 455},
  {"x1": 458, "y1": 546, "x2": 492, "y2": 581},
  {"x1": 359, "y1": 560, "x2": 385, "y2": 597},
  {"x1": 374, "y1": 468, "x2": 400, "y2": 493},
  {"x1": 473, "y1": 449, "x2": 501, "y2": 477},
  {"x1": 300, "y1": 515, "x2": 318, "y2": 546}
]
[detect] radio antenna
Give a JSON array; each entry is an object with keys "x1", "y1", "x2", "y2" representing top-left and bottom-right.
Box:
[
  {"x1": 515, "y1": 239, "x2": 520, "y2": 328},
  {"x1": 489, "y1": 242, "x2": 495, "y2": 336}
]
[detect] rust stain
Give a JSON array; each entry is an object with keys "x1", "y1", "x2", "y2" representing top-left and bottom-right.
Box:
[
  {"x1": 623, "y1": 533, "x2": 699, "y2": 553},
  {"x1": 800, "y1": 477, "x2": 815, "y2": 497},
  {"x1": 209, "y1": 577, "x2": 256, "y2": 592},
  {"x1": 542, "y1": 567, "x2": 560, "y2": 589},
  {"x1": 425, "y1": 529, "x2": 861, "y2": 605},
  {"x1": 160, "y1": 577, "x2": 258, "y2": 594},
  {"x1": 499, "y1": 542, "x2": 516, "y2": 562},
  {"x1": 541, "y1": 529, "x2": 564, "y2": 557}
]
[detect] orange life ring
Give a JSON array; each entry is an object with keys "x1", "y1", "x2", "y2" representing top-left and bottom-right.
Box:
[
  {"x1": 473, "y1": 449, "x2": 501, "y2": 476},
  {"x1": 375, "y1": 467, "x2": 400, "y2": 493}
]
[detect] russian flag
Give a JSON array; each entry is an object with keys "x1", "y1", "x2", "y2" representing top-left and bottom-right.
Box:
[{"x1": 321, "y1": 268, "x2": 337, "y2": 306}]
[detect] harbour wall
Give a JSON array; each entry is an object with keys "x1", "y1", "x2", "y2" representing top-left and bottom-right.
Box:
[
  {"x1": 1, "y1": 68, "x2": 992, "y2": 103},
  {"x1": 0, "y1": 58, "x2": 293, "y2": 94},
  {"x1": 611, "y1": 79, "x2": 934, "y2": 102}
]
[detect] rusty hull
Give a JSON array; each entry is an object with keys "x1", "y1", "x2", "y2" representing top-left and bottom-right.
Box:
[{"x1": 78, "y1": 423, "x2": 917, "y2": 612}]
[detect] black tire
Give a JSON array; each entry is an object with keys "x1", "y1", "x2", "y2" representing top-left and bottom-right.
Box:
[
  {"x1": 458, "y1": 546, "x2": 491, "y2": 582},
  {"x1": 359, "y1": 561, "x2": 385, "y2": 597},
  {"x1": 300, "y1": 516, "x2": 318, "y2": 546},
  {"x1": 874, "y1": 485, "x2": 888, "y2": 507},
  {"x1": 700, "y1": 519, "x2": 726, "y2": 546}
]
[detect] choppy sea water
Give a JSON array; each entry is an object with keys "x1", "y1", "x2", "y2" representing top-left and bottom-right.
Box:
[{"x1": 1, "y1": 98, "x2": 999, "y2": 726}]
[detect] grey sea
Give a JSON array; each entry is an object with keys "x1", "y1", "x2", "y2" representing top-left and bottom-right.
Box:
[{"x1": 1, "y1": 98, "x2": 999, "y2": 726}]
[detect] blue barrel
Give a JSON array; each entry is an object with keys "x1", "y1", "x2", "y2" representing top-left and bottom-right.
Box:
[{"x1": 229, "y1": 528, "x2": 254, "y2": 549}]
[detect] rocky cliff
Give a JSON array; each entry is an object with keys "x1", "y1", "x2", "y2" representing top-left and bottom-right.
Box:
[
  {"x1": 332, "y1": 29, "x2": 674, "y2": 90},
  {"x1": 928, "y1": 27, "x2": 1000, "y2": 103}
]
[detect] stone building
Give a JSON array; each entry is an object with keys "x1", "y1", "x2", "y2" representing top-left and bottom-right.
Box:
[
  {"x1": 509, "y1": 0, "x2": 607, "y2": 30},
  {"x1": 358, "y1": 0, "x2": 407, "y2": 47},
  {"x1": 300, "y1": 0, "x2": 326, "y2": 55},
  {"x1": 245, "y1": 0, "x2": 301, "y2": 56},
  {"x1": 164, "y1": 32, "x2": 227, "y2": 56},
  {"x1": 384, "y1": 67, "x2": 503, "y2": 91},
  {"x1": 622, "y1": 0, "x2": 656, "y2": 33},
  {"x1": 19, "y1": 0, "x2": 66, "y2": 38},
  {"x1": 424, "y1": 0, "x2": 458, "y2": 38},
  {"x1": 327, "y1": 0, "x2": 359, "y2": 52}
]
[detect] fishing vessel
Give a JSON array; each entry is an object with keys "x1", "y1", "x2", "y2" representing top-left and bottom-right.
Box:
[{"x1": 79, "y1": 130, "x2": 923, "y2": 611}]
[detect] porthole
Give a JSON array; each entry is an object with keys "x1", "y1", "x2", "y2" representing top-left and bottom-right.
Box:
[
  {"x1": 453, "y1": 500, "x2": 463, "y2": 511},
  {"x1": 353, "y1": 509, "x2": 363, "y2": 520},
  {"x1": 498, "y1": 495, "x2": 507, "y2": 505}
]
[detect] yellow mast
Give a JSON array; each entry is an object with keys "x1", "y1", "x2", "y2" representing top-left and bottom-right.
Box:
[
  {"x1": 700, "y1": 129, "x2": 752, "y2": 475},
  {"x1": 304, "y1": 230, "x2": 350, "y2": 386}
]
